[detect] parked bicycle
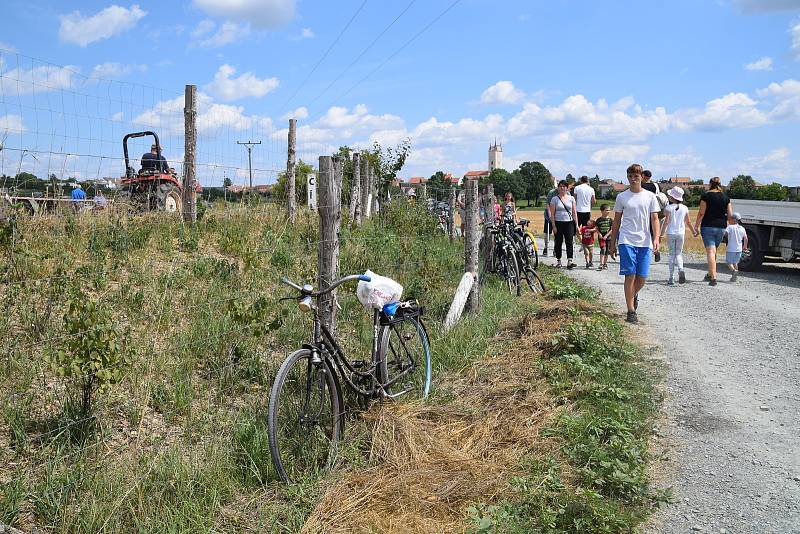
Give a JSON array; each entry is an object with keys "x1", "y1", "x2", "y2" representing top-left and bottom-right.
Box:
[
  {"x1": 487, "y1": 225, "x2": 521, "y2": 295},
  {"x1": 507, "y1": 218, "x2": 546, "y2": 293},
  {"x1": 268, "y1": 274, "x2": 432, "y2": 483}
]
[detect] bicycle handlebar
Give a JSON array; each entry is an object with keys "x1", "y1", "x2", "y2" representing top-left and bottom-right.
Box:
[{"x1": 280, "y1": 274, "x2": 371, "y2": 297}]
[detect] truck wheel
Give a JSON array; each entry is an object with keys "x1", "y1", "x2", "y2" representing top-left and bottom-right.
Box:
[
  {"x1": 156, "y1": 184, "x2": 182, "y2": 214},
  {"x1": 738, "y1": 228, "x2": 763, "y2": 272}
]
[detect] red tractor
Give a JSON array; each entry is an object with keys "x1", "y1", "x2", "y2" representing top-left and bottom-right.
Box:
[{"x1": 121, "y1": 131, "x2": 198, "y2": 213}]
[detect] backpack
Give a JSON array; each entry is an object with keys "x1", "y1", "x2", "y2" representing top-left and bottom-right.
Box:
[{"x1": 656, "y1": 191, "x2": 669, "y2": 212}]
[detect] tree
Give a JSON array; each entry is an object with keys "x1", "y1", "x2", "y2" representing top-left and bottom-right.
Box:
[
  {"x1": 273, "y1": 159, "x2": 315, "y2": 205},
  {"x1": 333, "y1": 146, "x2": 355, "y2": 204},
  {"x1": 223, "y1": 176, "x2": 233, "y2": 188},
  {"x1": 517, "y1": 161, "x2": 553, "y2": 206},
  {"x1": 755, "y1": 182, "x2": 788, "y2": 201},
  {"x1": 427, "y1": 171, "x2": 452, "y2": 200},
  {"x1": 481, "y1": 168, "x2": 520, "y2": 200},
  {"x1": 728, "y1": 175, "x2": 757, "y2": 199},
  {"x1": 565, "y1": 173, "x2": 575, "y2": 186},
  {"x1": 363, "y1": 138, "x2": 412, "y2": 199},
  {"x1": 590, "y1": 174, "x2": 601, "y2": 194}
]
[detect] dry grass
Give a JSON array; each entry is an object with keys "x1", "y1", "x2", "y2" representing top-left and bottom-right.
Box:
[{"x1": 301, "y1": 301, "x2": 594, "y2": 533}]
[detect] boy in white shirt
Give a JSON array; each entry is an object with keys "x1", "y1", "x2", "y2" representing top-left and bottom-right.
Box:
[
  {"x1": 609, "y1": 164, "x2": 661, "y2": 324},
  {"x1": 724, "y1": 213, "x2": 748, "y2": 282}
]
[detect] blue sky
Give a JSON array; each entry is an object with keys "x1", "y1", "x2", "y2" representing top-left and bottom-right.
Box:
[{"x1": 2, "y1": 0, "x2": 800, "y2": 186}]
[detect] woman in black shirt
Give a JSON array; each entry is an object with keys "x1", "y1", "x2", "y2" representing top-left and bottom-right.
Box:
[{"x1": 694, "y1": 177, "x2": 733, "y2": 286}]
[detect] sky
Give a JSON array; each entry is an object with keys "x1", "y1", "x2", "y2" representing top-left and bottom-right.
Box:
[{"x1": 1, "y1": 0, "x2": 800, "y2": 187}]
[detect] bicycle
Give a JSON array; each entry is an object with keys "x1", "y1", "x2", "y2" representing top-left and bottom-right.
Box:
[
  {"x1": 267, "y1": 274, "x2": 432, "y2": 483},
  {"x1": 488, "y1": 226, "x2": 521, "y2": 295},
  {"x1": 509, "y1": 218, "x2": 546, "y2": 293}
]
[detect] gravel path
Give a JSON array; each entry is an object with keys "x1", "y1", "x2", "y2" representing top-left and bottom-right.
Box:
[{"x1": 545, "y1": 243, "x2": 800, "y2": 534}]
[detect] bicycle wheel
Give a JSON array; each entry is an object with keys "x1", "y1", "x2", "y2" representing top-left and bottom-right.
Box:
[
  {"x1": 502, "y1": 249, "x2": 521, "y2": 296},
  {"x1": 376, "y1": 316, "x2": 431, "y2": 399},
  {"x1": 268, "y1": 349, "x2": 341, "y2": 483},
  {"x1": 524, "y1": 231, "x2": 539, "y2": 270},
  {"x1": 522, "y1": 266, "x2": 546, "y2": 293}
]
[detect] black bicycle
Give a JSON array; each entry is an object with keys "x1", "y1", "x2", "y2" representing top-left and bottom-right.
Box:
[
  {"x1": 268, "y1": 274, "x2": 432, "y2": 483},
  {"x1": 488, "y1": 226, "x2": 521, "y2": 295},
  {"x1": 508, "y1": 218, "x2": 546, "y2": 293}
]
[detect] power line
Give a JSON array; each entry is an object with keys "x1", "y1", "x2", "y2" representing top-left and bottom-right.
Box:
[
  {"x1": 326, "y1": 0, "x2": 462, "y2": 111},
  {"x1": 280, "y1": 0, "x2": 369, "y2": 112},
  {"x1": 308, "y1": 0, "x2": 417, "y2": 106}
]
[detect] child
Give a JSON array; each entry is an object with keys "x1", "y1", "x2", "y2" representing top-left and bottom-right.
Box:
[
  {"x1": 595, "y1": 204, "x2": 613, "y2": 270},
  {"x1": 579, "y1": 219, "x2": 597, "y2": 268},
  {"x1": 660, "y1": 187, "x2": 698, "y2": 285},
  {"x1": 725, "y1": 212, "x2": 747, "y2": 282}
]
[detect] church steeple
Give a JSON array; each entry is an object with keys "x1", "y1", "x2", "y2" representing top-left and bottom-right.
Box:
[{"x1": 488, "y1": 139, "x2": 503, "y2": 171}]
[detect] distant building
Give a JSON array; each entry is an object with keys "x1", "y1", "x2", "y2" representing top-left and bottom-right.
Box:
[
  {"x1": 598, "y1": 178, "x2": 627, "y2": 197},
  {"x1": 463, "y1": 170, "x2": 490, "y2": 181},
  {"x1": 489, "y1": 140, "x2": 503, "y2": 172}
]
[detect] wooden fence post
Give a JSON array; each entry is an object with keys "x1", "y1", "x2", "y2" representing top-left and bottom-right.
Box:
[
  {"x1": 360, "y1": 158, "x2": 371, "y2": 220},
  {"x1": 317, "y1": 155, "x2": 341, "y2": 331},
  {"x1": 349, "y1": 152, "x2": 361, "y2": 224},
  {"x1": 449, "y1": 187, "x2": 456, "y2": 241},
  {"x1": 465, "y1": 179, "x2": 480, "y2": 313},
  {"x1": 370, "y1": 166, "x2": 378, "y2": 216},
  {"x1": 182, "y1": 84, "x2": 197, "y2": 223},
  {"x1": 287, "y1": 118, "x2": 297, "y2": 223}
]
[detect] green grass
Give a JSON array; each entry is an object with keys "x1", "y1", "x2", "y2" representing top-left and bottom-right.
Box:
[
  {"x1": 467, "y1": 275, "x2": 666, "y2": 533},
  {"x1": 0, "y1": 201, "x2": 539, "y2": 532}
]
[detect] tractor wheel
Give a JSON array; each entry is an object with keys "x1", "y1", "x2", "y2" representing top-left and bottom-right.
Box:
[{"x1": 155, "y1": 184, "x2": 182, "y2": 214}]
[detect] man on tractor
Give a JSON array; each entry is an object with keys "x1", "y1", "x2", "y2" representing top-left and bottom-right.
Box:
[{"x1": 140, "y1": 143, "x2": 169, "y2": 174}]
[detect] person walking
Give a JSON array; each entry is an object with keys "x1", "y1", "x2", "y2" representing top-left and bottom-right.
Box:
[
  {"x1": 641, "y1": 170, "x2": 665, "y2": 262},
  {"x1": 725, "y1": 213, "x2": 748, "y2": 282},
  {"x1": 549, "y1": 180, "x2": 578, "y2": 269},
  {"x1": 595, "y1": 204, "x2": 613, "y2": 270},
  {"x1": 660, "y1": 186, "x2": 698, "y2": 285},
  {"x1": 542, "y1": 185, "x2": 557, "y2": 256},
  {"x1": 694, "y1": 176, "x2": 733, "y2": 286},
  {"x1": 608, "y1": 164, "x2": 661, "y2": 324},
  {"x1": 573, "y1": 175, "x2": 596, "y2": 226}
]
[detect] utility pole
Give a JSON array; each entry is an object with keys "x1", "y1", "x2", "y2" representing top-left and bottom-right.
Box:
[{"x1": 237, "y1": 140, "x2": 261, "y2": 192}]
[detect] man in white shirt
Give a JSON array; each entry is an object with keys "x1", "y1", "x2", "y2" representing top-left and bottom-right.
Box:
[
  {"x1": 609, "y1": 164, "x2": 661, "y2": 324},
  {"x1": 573, "y1": 175, "x2": 596, "y2": 226}
]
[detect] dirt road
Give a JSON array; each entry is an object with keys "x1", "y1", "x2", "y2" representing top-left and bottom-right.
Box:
[{"x1": 549, "y1": 244, "x2": 800, "y2": 533}]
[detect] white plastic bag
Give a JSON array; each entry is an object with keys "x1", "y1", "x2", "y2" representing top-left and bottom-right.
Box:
[{"x1": 356, "y1": 270, "x2": 403, "y2": 310}]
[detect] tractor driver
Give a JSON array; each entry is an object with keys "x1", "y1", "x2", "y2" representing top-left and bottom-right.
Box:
[{"x1": 141, "y1": 143, "x2": 169, "y2": 174}]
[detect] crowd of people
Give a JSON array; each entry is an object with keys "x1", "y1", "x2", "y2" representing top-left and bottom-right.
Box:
[{"x1": 535, "y1": 166, "x2": 744, "y2": 324}]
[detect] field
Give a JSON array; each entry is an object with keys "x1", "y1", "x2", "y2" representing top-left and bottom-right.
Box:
[
  {"x1": 518, "y1": 206, "x2": 708, "y2": 253},
  {"x1": 0, "y1": 202, "x2": 663, "y2": 532}
]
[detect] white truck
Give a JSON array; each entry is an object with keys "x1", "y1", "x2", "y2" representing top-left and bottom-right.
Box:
[{"x1": 734, "y1": 199, "x2": 800, "y2": 271}]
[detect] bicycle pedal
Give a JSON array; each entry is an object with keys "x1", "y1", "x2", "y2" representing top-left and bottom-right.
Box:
[{"x1": 351, "y1": 359, "x2": 367, "y2": 369}]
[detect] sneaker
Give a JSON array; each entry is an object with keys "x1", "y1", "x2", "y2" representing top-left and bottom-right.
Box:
[
  {"x1": 567, "y1": 261, "x2": 576, "y2": 270},
  {"x1": 678, "y1": 270, "x2": 686, "y2": 284},
  {"x1": 709, "y1": 279, "x2": 717, "y2": 286},
  {"x1": 654, "y1": 250, "x2": 661, "y2": 262},
  {"x1": 555, "y1": 260, "x2": 562, "y2": 268},
  {"x1": 585, "y1": 263, "x2": 590, "y2": 269},
  {"x1": 597, "y1": 265, "x2": 604, "y2": 271},
  {"x1": 542, "y1": 248, "x2": 548, "y2": 257},
  {"x1": 588, "y1": 261, "x2": 594, "y2": 268},
  {"x1": 731, "y1": 272, "x2": 738, "y2": 282},
  {"x1": 626, "y1": 311, "x2": 639, "y2": 324},
  {"x1": 633, "y1": 293, "x2": 639, "y2": 310},
  {"x1": 703, "y1": 273, "x2": 711, "y2": 282},
  {"x1": 667, "y1": 278, "x2": 675, "y2": 285},
  {"x1": 603, "y1": 264, "x2": 608, "y2": 270}
]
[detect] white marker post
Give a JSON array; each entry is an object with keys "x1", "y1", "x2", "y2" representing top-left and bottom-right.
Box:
[{"x1": 307, "y1": 172, "x2": 317, "y2": 210}]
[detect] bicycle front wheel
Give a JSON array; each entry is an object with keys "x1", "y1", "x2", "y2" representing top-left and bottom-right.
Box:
[
  {"x1": 268, "y1": 349, "x2": 341, "y2": 483},
  {"x1": 522, "y1": 266, "x2": 546, "y2": 294},
  {"x1": 377, "y1": 317, "x2": 432, "y2": 399},
  {"x1": 524, "y1": 232, "x2": 539, "y2": 270}
]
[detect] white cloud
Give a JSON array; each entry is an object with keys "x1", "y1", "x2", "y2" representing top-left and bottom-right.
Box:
[
  {"x1": 0, "y1": 65, "x2": 79, "y2": 95},
  {"x1": 791, "y1": 19, "x2": 800, "y2": 60},
  {"x1": 91, "y1": 62, "x2": 146, "y2": 78},
  {"x1": 412, "y1": 114, "x2": 504, "y2": 146},
  {"x1": 647, "y1": 149, "x2": 710, "y2": 178},
  {"x1": 757, "y1": 78, "x2": 800, "y2": 119},
  {"x1": 291, "y1": 27, "x2": 314, "y2": 40},
  {"x1": 193, "y1": 0, "x2": 296, "y2": 29},
  {"x1": 589, "y1": 145, "x2": 650, "y2": 165},
  {"x1": 111, "y1": 111, "x2": 124, "y2": 122},
  {"x1": 0, "y1": 42, "x2": 16, "y2": 53},
  {"x1": 196, "y1": 21, "x2": 250, "y2": 47},
  {"x1": 59, "y1": 4, "x2": 147, "y2": 47},
  {"x1": 281, "y1": 106, "x2": 308, "y2": 121},
  {"x1": 192, "y1": 19, "x2": 216, "y2": 37},
  {"x1": 204, "y1": 64, "x2": 279, "y2": 101},
  {"x1": 681, "y1": 92, "x2": 768, "y2": 130},
  {"x1": 736, "y1": 147, "x2": 794, "y2": 181},
  {"x1": 745, "y1": 56, "x2": 773, "y2": 71},
  {"x1": 480, "y1": 81, "x2": 525, "y2": 105},
  {"x1": 733, "y1": 0, "x2": 800, "y2": 13},
  {"x1": 0, "y1": 114, "x2": 25, "y2": 134}
]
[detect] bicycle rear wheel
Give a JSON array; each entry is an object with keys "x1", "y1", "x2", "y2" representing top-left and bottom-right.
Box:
[
  {"x1": 524, "y1": 232, "x2": 539, "y2": 270},
  {"x1": 503, "y1": 249, "x2": 521, "y2": 296},
  {"x1": 268, "y1": 349, "x2": 341, "y2": 483},
  {"x1": 522, "y1": 266, "x2": 546, "y2": 293},
  {"x1": 377, "y1": 317, "x2": 431, "y2": 399}
]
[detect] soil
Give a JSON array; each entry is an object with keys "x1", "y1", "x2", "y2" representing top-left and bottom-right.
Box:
[{"x1": 550, "y1": 244, "x2": 800, "y2": 534}]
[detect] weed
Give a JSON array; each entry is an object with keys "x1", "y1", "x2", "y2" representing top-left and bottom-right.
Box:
[{"x1": 0, "y1": 473, "x2": 26, "y2": 525}]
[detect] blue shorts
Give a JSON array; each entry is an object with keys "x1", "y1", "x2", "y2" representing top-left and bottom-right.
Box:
[
  {"x1": 726, "y1": 251, "x2": 742, "y2": 265},
  {"x1": 701, "y1": 227, "x2": 725, "y2": 248},
  {"x1": 618, "y1": 244, "x2": 652, "y2": 277}
]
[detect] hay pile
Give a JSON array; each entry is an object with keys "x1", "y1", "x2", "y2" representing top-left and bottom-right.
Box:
[{"x1": 302, "y1": 301, "x2": 588, "y2": 533}]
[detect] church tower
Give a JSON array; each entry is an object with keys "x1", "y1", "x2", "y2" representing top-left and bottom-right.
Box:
[{"x1": 489, "y1": 139, "x2": 503, "y2": 172}]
